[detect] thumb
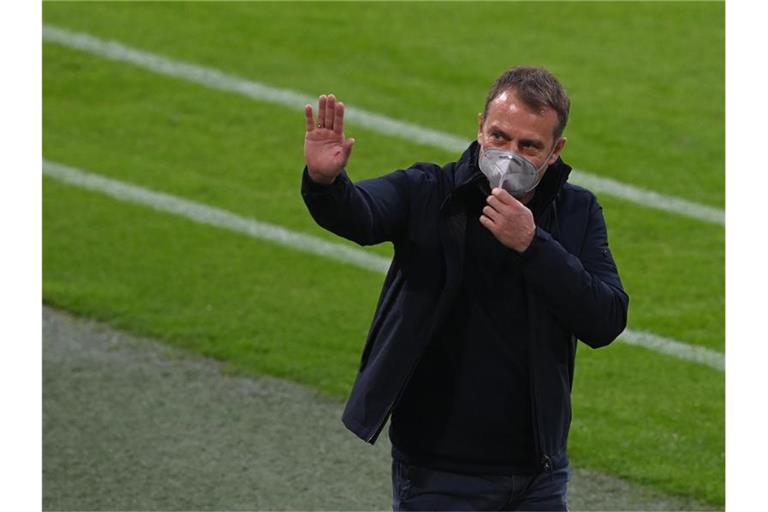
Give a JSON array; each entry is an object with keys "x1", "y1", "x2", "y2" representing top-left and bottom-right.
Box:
[{"x1": 343, "y1": 137, "x2": 356, "y2": 158}]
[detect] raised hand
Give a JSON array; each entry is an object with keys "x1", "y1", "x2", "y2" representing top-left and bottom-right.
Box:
[{"x1": 304, "y1": 94, "x2": 356, "y2": 184}]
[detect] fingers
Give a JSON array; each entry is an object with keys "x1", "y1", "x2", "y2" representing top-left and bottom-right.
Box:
[
  {"x1": 317, "y1": 95, "x2": 327, "y2": 128},
  {"x1": 490, "y1": 187, "x2": 515, "y2": 205},
  {"x1": 486, "y1": 194, "x2": 507, "y2": 213},
  {"x1": 324, "y1": 94, "x2": 336, "y2": 129},
  {"x1": 343, "y1": 137, "x2": 356, "y2": 159},
  {"x1": 482, "y1": 205, "x2": 500, "y2": 223},
  {"x1": 333, "y1": 102, "x2": 345, "y2": 134},
  {"x1": 479, "y1": 214, "x2": 496, "y2": 232},
  {"x1": 314, "y1": 94, "x2": 343, "y2": 132},
  {"x1": 304, "y1": 104, "x2": 315, "y2": 132},
  {"x1": 487, "y1": 188, "x2": 524, "y2": 214}
]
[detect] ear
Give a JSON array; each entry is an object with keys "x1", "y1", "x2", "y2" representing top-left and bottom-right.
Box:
[
  {"x1": 476, "y1": 112, "x2": 485, "y2": 146},
  {"x1": 548, "y1": 137, "x2": 567, "y2": 165}
]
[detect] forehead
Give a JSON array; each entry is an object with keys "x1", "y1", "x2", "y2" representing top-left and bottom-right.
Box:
[{"x1": 485, "y1": 89, "x2": 558, "y2": 142}]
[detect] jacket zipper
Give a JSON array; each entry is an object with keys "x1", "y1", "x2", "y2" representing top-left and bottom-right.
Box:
[
  {"x1": 528, "y1": 367, "x2": 551, "y2": 473},
  {"x1": 528, "y1": 203, "x2": 560, "y2": 474},
  {"x1": 527, "y1": 296, "x2": 551, "y2": 473}
]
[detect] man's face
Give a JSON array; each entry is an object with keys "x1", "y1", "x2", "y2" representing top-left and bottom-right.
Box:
[{"x1": 476, "y1": 89, "x2": 566, "y2": 171}]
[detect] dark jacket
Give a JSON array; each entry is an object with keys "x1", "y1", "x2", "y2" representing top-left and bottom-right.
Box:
[{"x1": 301, "y1": 142, "x2": 629, "y2": 473}]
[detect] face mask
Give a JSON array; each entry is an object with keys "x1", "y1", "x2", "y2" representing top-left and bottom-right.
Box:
[{"x1": 478, "y1": 146, "x2": 553, "y2": 198}]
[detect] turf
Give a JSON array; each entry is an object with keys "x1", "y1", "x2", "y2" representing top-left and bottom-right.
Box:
[
  {"x1": 43, "y1": 1, "x2": 725, "y2": 507},
  {"x1": 43, "y1": 306, "x2": 714, "y2": 511},
  {"x1": 43, "y1": 176, "x2": 724, "y2": 505},
  {"x1": 43, "y1": 1, "x2": 724, "y2": 207}
]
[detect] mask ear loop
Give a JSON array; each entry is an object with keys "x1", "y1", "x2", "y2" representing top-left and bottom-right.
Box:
[{"x1": 536, "y1": 141, "x2": 559, "y2": 174}]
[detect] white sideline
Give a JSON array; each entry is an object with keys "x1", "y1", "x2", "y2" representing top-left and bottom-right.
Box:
[
  {"x1": 42, "y1": 24, "x2": 725, "y2": 227},
  {"x1": 42, "y1": 159, "x2": 725, "y2": 372},
  {"x1": 42, "y1": 160, "x2": 390, "y2": 275}
]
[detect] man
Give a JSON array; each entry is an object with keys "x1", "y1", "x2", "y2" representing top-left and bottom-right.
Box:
[{"x1": 301, "y1": 66, "x2": 628, "y2": 511}]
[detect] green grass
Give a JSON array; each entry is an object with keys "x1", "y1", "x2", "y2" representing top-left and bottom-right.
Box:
[
  {"x1": 43, "y1": 1, "x2": 724, "y2": 507},
  {"x1": 43, "y1": 1, "x2": 724, "y2": 207},
  {"x1": 43, "y1": 179, "x2": 377, "y2": 396},
  {"x1": 43, "y1": 176, "x2": 725, "y2": 505}
]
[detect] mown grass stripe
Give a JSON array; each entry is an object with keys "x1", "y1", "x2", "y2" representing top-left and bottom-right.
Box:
[
  {"x1": 42, "y1": 24, "x2": 724, "y2": 227},
  {"x1": 42, "y1": 159, "x2": 725, "y2": 371}
]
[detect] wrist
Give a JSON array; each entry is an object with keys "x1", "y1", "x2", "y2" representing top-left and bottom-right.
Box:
[
  {"x1": 307, "y1": 169, "x2": 337, "y2": 185},
  {"x1": 517, "y1": 225, "x2": 536, "y2": 253}
]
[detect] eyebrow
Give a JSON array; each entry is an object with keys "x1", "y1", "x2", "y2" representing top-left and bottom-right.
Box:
[
  {"x1": 520, "y1": 138, "x2": 546, "y2": 150},
  {"x1": 489, "y1": 124, "x2": 545, "y2": 149},
  {"x1": 489, "y1": 125, "x2": 512, "y2": 141}
]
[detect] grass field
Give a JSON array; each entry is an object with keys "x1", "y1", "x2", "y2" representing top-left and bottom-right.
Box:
[{"x1": 42, "y1": 1, "x2": 725, "y2": 507}]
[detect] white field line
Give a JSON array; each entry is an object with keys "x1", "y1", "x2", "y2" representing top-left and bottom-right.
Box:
[
  {"x1": 43, "y1": 160, "x2": 390, "y2": 275},
  {"x1": 619, "y1": 329, "x2": 724, "y2": 371},
  {"x1": 42, "y1": 24, "x2": 725, "y2": 227},
  {"x1": 42, "y1": 159, "x2": 725, "y2": 372}
]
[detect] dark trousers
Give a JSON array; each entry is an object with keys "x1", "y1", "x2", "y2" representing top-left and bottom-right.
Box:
[{"x1": 391, "y1": 459, "x2": 570, "y2": 511}]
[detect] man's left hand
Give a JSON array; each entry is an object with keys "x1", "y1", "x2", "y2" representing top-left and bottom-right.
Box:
[{"x1": 480, "y1": 188, "x2": 536, "y2": 253}]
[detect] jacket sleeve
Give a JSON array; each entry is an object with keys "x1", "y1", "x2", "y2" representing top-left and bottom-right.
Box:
[
  {"x1": 300, "y1": 166, "x2": 411, "y2": 246},
  {"x1": 519, "y1": 193, "x2": 629, "y2": 348}
]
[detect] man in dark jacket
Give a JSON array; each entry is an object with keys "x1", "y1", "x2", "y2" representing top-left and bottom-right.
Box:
[{"x1": 301, "y1": 66, "x2": 628, "y2": 511}]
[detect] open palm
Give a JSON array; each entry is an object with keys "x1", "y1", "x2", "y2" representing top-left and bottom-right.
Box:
[{"x1": 304, "y1": 94, "x2": 356, "y2": 184}]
